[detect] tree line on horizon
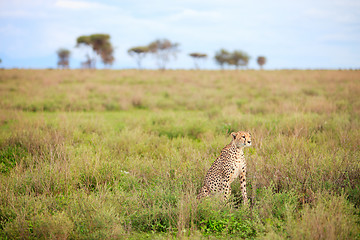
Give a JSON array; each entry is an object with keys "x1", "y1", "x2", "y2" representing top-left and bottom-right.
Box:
[{"x1": 57, "y1": 33, "x2": 267, "y2": 70}]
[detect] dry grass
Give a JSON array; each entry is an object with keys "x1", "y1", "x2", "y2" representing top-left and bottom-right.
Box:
[
  {"x1": 1, "y1": 69, "x2": 359, "y2": 114},
  {"x1": 0, "y1": 69, "x2": 359, "y2": 239}
]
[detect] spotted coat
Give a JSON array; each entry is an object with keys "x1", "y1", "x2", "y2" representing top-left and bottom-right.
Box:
[{"x1": 197, "y1": 131, "x2": 252, "y2": 204}]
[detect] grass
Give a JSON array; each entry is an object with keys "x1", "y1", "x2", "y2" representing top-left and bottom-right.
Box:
[{"x1": 0, "y1": 69, "x2": 359, "y2": 239}]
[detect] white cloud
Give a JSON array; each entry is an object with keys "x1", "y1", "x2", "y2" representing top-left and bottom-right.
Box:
[
  {"x1": 0, "y1": 9, "x2": 50, "y2": 18},
  {"x1": 167, "y1": 9, "x2": 221, "y2": 22},
  {"x1": 55, "y1": 0, "x2": 114, "y2": 10},
  {"x1": 304, "y1": 1, "x2": 360, "y2": 25},
  {"x1": 319, "y1": 33, "x2": 360, "y2": 44},
  {"x1": 0, "y1": 0, "x2": 55, "y2": 7},
  {"x1": 305, "y1": 8, "x2": 331, "y2": 19}
]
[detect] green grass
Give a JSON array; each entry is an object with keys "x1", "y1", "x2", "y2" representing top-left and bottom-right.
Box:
[{"x1": 0, "y1": 69, "x2": 359, "y2": 239}]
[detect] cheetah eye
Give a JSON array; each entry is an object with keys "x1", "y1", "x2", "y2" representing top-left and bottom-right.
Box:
[{"x1": 242, "y1": 135, "x2": 245, "y2": 138}]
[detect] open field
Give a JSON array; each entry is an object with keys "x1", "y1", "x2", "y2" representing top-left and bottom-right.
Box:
[{"x1": 0, "y1": 69, "x2": 359, "y2": 239}]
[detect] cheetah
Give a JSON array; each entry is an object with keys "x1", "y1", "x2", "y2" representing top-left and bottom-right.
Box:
[{"x1": 197, "y1": 131, "x2": 252, "y2": 204}]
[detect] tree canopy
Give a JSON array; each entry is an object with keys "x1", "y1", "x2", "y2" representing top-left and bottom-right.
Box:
[
  {"x1": 147, "y1": 39, "x2": 179, "y2": 70},
  {"x1": 257, "y1": 56, "x2": 267, "y2": 69},
  {"x1": 189, "y1": 52, "x2": 207, "y2": 69},
  {"x1": 215, "y1": 49, "x2": 251, "y2": 69},
  {"x1": 229, "y1": 50, "x2": 250, "y2": 69},
  {"x1": 76, "y1": 34, "x2": 114, "y2": 68},
  {"x1": 56, "y1": 48, "x2": 70, "y2": 69},
  {"x1": 128, "y1": 46, "x2": 149, "y2": 70},
  {"x1": 214, "y1": 49, "x2": 230, "y2": 69}
]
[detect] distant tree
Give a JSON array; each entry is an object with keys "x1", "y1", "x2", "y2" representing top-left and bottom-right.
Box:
[
  {"x1": 229, "y1": 50, "x2": 250, "y2": 69},
  {"x1": 76, "y1": 35, "x2": 95, "y2": 68},
  {"x1": 257, "y1": 56, "x2": 267, "y2": 69},
  {"x1": 189, "y1": 52, "x2": 207, "y2": 69},
  {"x1": 214, "y1": 49, "x2": 231, "y2": 69},
  {"x1": 56, "y1": 48, "x2": 71, "y2": 69},
  {"x1": 76, "y1": 34, "x2": 114, "y2": 69},
  {"x1": 147, "y1": 39, "x2": 179, "y2": 70},
  {"x1": 100, "y1": 43, "x2": 115, "y2": 68},
  {"x1": 128, "y1": 46, "x2": 149, "y2": 70}
]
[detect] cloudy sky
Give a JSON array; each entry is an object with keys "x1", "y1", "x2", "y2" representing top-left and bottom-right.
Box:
[{"x1": 0, "y1": 0, "x2": 359, "y2": 69}]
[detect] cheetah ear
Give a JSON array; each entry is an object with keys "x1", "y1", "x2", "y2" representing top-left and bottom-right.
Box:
[{"x1": 231, "y1": 132, "x2": 237, "y2": 140}]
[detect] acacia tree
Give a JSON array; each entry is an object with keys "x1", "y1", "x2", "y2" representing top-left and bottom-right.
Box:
[
  {"x1": 189, "y1": 52, "x2": 207, "y2": 69},
  {"x1": 214, "y1": 49, "x2": 231, "y2": 69},
  {"x1": 147, "y1": 39, "x2": 179, "y2": 70},
  {"x1": 76, "y1": 34, "x2": 114, "y2": 69},
  {"x1": 56, "y1": 48, "x2": 70, "y2": 69},
  {"x1": 76, "y1": 35, "x2": 95, "y2": 68},
  {"x1": 229, "y1": 50, "x2": 250, "y2": 69},
  {"x1": 257, "y1": 56, "x2": 267, "y2": 69},
  {"x1": 128, "y1": 46, "x2": 149, "y2": 70}
]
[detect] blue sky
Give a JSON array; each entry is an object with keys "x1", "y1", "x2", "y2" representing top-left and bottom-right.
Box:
[{"x1": 0, "y1": 0, "x2": 359, "y2": 69}]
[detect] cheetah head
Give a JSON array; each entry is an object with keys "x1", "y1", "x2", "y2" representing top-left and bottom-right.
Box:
[{"x1": 231, "y1": 131, "x2": 252, "y2": 148}]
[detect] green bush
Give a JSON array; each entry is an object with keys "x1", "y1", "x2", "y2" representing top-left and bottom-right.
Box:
[{"x1": 196, "y1": 197, "x2": 258, "y2": 237}]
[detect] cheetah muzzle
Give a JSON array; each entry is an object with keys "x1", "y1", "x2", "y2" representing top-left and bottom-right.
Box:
[{"x1": 197, "y1": 131, "x2": 252, "y2": 205}]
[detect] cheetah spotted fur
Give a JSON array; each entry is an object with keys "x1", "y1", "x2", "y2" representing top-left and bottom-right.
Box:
[{"x1": 197, "y1": 131, "x2": 252, "y2": 204}]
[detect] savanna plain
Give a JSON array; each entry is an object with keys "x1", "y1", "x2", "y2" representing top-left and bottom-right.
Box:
[{"x1": 0, "y1": 69, "x2": 359, "y2": 239}]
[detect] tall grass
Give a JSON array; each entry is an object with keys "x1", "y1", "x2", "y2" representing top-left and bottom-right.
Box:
[{"x1": 0, "y1": 69, "x2": 359, "y2": 239}]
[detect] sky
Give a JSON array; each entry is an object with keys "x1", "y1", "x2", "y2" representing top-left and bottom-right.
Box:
[{"x1": 0, "y1": 0, "x2": 360, "y2": 69}]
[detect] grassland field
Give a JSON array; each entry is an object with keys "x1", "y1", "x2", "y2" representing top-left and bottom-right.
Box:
[{"x1": 0, "y1": 69, "x2": 359, "y2": 239}]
